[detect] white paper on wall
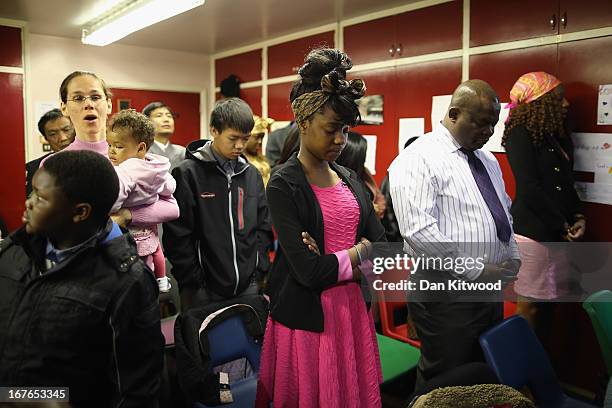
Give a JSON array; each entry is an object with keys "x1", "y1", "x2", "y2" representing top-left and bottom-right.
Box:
[
  {"x1": 594, "y1": 161, "x2": 612, "y2": 184},
  {"x1": 431, "y1": 95, "x2": 452, "y2": 128},
  {"x1": 598, "y1": 84, "x2": 612, "y2": 125},
  {"x1": 571, "y1": 132, "x2": 612, "y2": 172},
  {"x1": 398, "y1": 118, "x2": 424, "y2": 153},
  {"x1": 575, "y1": 181, "x2": 612, "y2": 205},
  {"x1": 482, "y1": 103, "x2": 510, "y2": 153},
  {"x1": 363, "y1": 135, "x2": 377, "y2": 175}
]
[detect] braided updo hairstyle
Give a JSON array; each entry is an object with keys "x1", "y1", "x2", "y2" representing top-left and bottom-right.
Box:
[
  {"x1": 290, "y1": 48, "x2": 365, "y2": 126},
  {"x1": 502, "y1": 90, "x2": 567, "y2": 147}
]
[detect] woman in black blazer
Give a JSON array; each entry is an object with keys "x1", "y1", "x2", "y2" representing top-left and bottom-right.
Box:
[
  {"x1": 255, "y1": 48, "x2": 386, "y2": 408},
  {"x1": 503, "y1": 72, "x2": 585, "y2": 331}
]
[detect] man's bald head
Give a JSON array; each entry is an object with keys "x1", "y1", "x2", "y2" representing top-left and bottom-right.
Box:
[
  {"x1": 450, "y1": 80, "x2": 499, "y2": 111},
  {"x1": 443, "y1": 79, "x2": 501, "y2": 151}
]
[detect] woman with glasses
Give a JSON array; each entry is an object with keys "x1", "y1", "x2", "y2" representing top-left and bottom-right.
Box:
[{"x1": 42, "y1": 71, "x2": 179, "y2": 227}]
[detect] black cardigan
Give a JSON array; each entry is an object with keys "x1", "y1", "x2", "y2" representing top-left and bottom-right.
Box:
[
  {"x1": 265, "y1": 154, "x2": 386, "y2": 332},
  {"x1": 505, "y1": 125, "x2": 583, "y2": 242}
]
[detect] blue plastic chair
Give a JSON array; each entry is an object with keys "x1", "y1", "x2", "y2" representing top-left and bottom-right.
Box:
[
  {"x1": 194, "y1": 314, "x2": 262, "y2": 408},
  {"x1": 479, "y1": 315, "x2": 597, "y2": 408}
]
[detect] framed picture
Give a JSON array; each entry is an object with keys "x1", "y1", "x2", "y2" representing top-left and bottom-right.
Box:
[
  {"x1": 357, "y1": 95, "x2": 384, "y2": 125},
  {"x1": 118, "y1": 99, "x2": 131, "y2": 111}
]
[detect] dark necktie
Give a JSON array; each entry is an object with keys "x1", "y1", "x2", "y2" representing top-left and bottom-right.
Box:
[{"x1": 461, "y1": 148, "x2": 511, "y2": 242}]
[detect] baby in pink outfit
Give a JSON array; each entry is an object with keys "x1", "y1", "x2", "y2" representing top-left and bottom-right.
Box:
[{"x1": 107, "y1": 109, "x2": 178, "y2": 292}]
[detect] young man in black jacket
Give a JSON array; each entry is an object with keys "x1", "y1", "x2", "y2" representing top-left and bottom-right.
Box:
[
  {"x1": 163, "y1": 98, "x2": 273, "y2": 311},
  {"x1": 0, "y1": 150, "x2": 163, "y2": 408}
]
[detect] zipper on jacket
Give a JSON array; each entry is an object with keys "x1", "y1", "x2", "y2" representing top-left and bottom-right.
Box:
[{"x1": 226, "y1": 174, "x2": 241, "y2": 295}]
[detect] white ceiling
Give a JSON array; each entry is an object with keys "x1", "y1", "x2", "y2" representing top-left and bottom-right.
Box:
[{"x1": 0, "y1": 0, "x2": 417, "y2": 54}]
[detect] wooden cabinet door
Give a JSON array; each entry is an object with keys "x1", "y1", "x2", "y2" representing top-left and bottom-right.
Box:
[
  {"x1": 0, "y1": 72, "x2": 25, "y2": 230},
  {"x1": 394, "y1": 1, "x2": 463, "y2": 58},
  {"x1": 559, "y1": 0, "x2": 612, "y2": 34},
  {"x1": 267, "y1": 32, "x2": 335, "y2": 79},
  {"x1": 343, "y1": 15, "x2": 396, "y2": 65},
  {"x1": 470, "y1": 0, "x2": 558, "y2": 46},
  {"x1": 215, "y1": 49, "x2": 262, "y2": 86},
  {"x1": 0, "y1": 26, "x2": 22, "y2": 67}
]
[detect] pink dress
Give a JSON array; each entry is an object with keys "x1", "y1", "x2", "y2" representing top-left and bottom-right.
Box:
[{"x1": 256, "y1": 180, "x2": 382, "y2": 408}]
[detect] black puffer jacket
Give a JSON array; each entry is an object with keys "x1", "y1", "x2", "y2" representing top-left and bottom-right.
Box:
[{"x1": 0, "y1": 221, "x2": 164, "y2": 408}]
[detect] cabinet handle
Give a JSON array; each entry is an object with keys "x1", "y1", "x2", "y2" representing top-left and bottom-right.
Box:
[
  {"x1": 549, "y1": 14, "x2": 556, "y2": 30},
  {"x1": 388, "y1": 44, "x2": 395, "y2": 57},
  {"x1": 396, "y1": 43, "x2": 403, "y2": 57},
  {"x1": 561, "y1": 12, "x2": 567, "y2": 29}
]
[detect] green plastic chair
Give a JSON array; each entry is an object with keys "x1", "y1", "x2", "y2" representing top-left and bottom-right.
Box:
[
  {"x1": 583, "y1": 290, "x2": 612, "y2": 376},
  {"x1": 376, "y1": 333, "x2": 421, "y2": 383}
]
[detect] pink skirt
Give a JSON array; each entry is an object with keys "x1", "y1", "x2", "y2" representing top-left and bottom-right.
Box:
[
  {"x1": 256, "y1": 282, "x2": 382, "y2": 407},
  {"x1": 513, "y1": 234, "x2": 571, "y2": 300}
]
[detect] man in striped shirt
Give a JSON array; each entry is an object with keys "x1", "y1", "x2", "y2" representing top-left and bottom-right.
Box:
[{"x1": 389, "y1": 79, "x2": 521, "y2": 388}]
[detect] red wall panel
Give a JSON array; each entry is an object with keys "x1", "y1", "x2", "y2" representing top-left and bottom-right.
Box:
[
  {"x1": 215, "y1": 50, "x2": 262, "y2": 85},
  {"x1": 239, "y1": 87, "x2": 262, "y2": 116},
  {"x1": 470, "y1": 0, "x2": 558, "y2": 46},
  {"x1": 268, "y1": 32, "x2": 335, "y2": 79},
  {"x1": 558, "y1": 36, "x2": 612, "y2": 242},
  {"x1": 110, "y1": 88, "x2": 200, "y2": 147},
  {"x1": 267, "y1": 82, "x2": 294, "y2": 121},
  {"x1": 351, "y1": 67, "x2": 399, "y2": 184},
  {"x1": 0, "y1": 26, "x2": 22, "y2": 68},
  {"x1": 0, "y1": 73, "x2": 25, "y2": 232},
  {"x1": 469, "y1": 45, "x2": 559, "y2": 102}
]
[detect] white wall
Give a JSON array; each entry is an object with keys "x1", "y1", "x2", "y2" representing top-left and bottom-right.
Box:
[{"x1": 25, "y1": 33, "x2": 210, "y2": 161}]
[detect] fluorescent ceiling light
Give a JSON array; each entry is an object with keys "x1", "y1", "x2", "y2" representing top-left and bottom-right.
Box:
[{"x1": 82, "y1": 0, "x2": 205, "y2": 46}]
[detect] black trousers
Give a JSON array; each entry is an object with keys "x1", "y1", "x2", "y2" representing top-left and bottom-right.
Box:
[{"x1": 409, "y1": 300, "x2": 503, "y2": 389}]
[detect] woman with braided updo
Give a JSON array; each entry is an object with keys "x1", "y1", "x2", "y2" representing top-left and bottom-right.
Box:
[
  {"x1": 256, "y1": 48, "x2": 385, "y2": 407},
  {"x1": 503, "y1": 72, "x2": 585, "y2": 331}
]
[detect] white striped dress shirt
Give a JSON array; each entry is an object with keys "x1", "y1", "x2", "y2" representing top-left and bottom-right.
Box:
[{"x1": 388, "y1": 124, "x2": 520, "y2": 281}]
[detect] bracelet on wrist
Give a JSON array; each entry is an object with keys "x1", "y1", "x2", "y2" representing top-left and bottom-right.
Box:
[{"x1": 354, "y1": 245, "x2": 363, "y2": 264}]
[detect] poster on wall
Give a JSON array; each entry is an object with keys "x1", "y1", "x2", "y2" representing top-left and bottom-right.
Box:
[
  {"x1": 575, "y1": 182, "x2": 612, "y2": 205},
  {"x1": 571, "y1": 132, "x2": 612, "y2": 172},
  {"x1": 398, "y1": 118, "x2": 424, "y2": 153},
  {"x1": 481, "y1": 103, "x2": 510, "y2": 153},
  {"x1": 431, "y1": 95, "x2": 452, "y2": 127},
  {"x1": 598, "y1": 84, "x2": 612, "y2": 125},
  {"x1": 363, "y1": 135, "x2": 377, "y2": 175},
  {"x1": 357, "y1": 95, "x2": 383, "y2": 125}
]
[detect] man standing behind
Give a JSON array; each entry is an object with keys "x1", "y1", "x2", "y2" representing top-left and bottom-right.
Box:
[
  {"x1": 163, "y1": 98, "x2": 273, "y2": 311},
  {"x1": 143, "y1": 101, "x2": 186, "y2": 171},
  {"x1": 26, "y1": 108, "x2": 75, "y2": 197},
  {"x1": 389, "y1": 80, "x2": 521, "y2": 388}
]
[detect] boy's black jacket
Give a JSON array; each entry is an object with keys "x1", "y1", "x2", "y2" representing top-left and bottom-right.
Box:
[
  {"x1": 164, "y1": 140, "x2": 273, "y2": 298},
  {"x1": 0, "y1": 221, "x2": 163, "y2": 408}
]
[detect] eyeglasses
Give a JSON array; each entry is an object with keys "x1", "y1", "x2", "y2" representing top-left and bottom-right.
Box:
[{"x1": 67, "y1": 94, "x2": 107, "y2": 104}]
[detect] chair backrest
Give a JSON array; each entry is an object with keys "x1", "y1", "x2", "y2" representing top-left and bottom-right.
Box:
[
  {"x1": 207, "y1": 315, "x2": 261, "y2": 372},
  {"x1": 479, "y1": 316, "x2": 566, "y2": 408},
  {"x1": 583, "y1": 290, "x2": 612, "y2": 376}
]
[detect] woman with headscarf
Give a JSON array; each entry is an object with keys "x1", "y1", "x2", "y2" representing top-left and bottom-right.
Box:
[
  {"x1": 256, "y1": 48, "x2": 385, "y2": 407},
  {"x1": 503, "y1": 72, "x2": 585, "y2": 330}
]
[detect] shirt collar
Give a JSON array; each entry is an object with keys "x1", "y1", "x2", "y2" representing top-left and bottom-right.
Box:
[
  {"x1": 154, "y1": 139, "x2": 169, "y2": 151},
  {"x1": 435, "y1": 123, "x2": 463, "y2": 153},
  {"x1": 45, "y1": 228, "x2": 103, "y2": 264},
  {"x1": 210, "y1": 142, "x2": 236, "y2": 172}
]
